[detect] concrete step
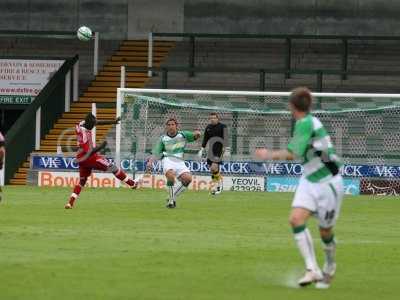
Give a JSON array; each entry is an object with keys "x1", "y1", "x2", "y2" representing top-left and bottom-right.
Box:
[
  {"x1": 98, "y1": 71, "x2": 147, "y2": 77},
  {"x1": 121, "y1": 40, "x2": 175, "y2": 47},
  {"x1": 87, "y1": 86, "x2": 118, "y2": 92},
  {"x1": 78, "y1": 96, "x2": 116, "y2": 102},
  {"x1": 105, "y1": 61, "x2": 160, "y2": 67},
  {"x1": 9, "y1": 178, "x2": 26, "y2": 185},
  {"x1": 39, "y1": 146, "x2": 57, "y2": 151},
  {"x1": 14, "y1": 172, "x2": 27, "y2": 179},
  {"x1": 86, "y1": 85, "x2": 145, "y2": 92},
  {"x1": 95, "y1": 76, "x2": 147, "y2": 82},
  {"x1": 71, "y1": 102, "x2": 102, "y2": 108},
  {"x1": 114, "y1": 51, "x2": 167, "y2": 57},
  {"x1": 83, "y1": 91, "x2": 117, "y2": 98},
  {"x1": 111, "y1": 56, "x2": 163, "y2": 62},
  {"x1": 91, "y1": 81, "x2": 148, "y2": 87},
  {"x1": 17, "y1": 167, "x2": 29, "y2": 174},
  {"x1": 80, "y1": 96, "x2": 116, "y2": 102},
  {"x1": 103, "y1": 66, "x2": 141, "y2": 72},
  {"x1": 69, "y1": 107, "x2": 116, "y2": 113},
  {"x1": 119, "y1": 46, "x2": 172, "y2": 52}
]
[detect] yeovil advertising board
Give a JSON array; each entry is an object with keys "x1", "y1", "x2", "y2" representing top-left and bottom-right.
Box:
[{"x1": 38, "y1": 171, "x2": 265, "y2": 192}]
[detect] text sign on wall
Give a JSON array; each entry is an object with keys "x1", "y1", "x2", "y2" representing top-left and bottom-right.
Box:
[{"x1": 0, "y1": 59, "x2": 64, "y2": 104}]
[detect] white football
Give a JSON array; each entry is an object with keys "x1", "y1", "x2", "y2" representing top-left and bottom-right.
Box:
[{"x1": 77, "y1": 26, "x2": 92, "y2": 41}]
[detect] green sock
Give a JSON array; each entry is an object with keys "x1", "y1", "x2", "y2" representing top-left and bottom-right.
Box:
[{"x1": 322, "y1": 234, "x2": 335, "y2": 245}]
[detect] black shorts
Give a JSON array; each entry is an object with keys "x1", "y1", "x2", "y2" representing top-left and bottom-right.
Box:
[
  {"x1": 207, "y1": 143, "x2": 224, "y2": 166},
  {"x1": 207, "y1": 158, "x2": 223, "y2": 166}
]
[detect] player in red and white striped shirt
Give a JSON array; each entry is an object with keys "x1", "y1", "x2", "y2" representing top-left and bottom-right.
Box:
[
  {"x1": 65, "y1": 113, "x2": 138, "y2": 209},
  {"x1": 0, "y1": 131, "x2": 5, "y2": 202}
]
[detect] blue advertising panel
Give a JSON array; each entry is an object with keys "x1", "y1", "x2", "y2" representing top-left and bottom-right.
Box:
[
  {"x1": 266, "y1": 176, "x2": 360, "y2": 195},
  {"x1": 31, "y1": 154, "x2": 400, "y2": 179}
]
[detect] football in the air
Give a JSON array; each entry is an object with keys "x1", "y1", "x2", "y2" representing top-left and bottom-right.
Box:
[{"x1": 77, "y1": 26, "x2": 92, "y2": 41}]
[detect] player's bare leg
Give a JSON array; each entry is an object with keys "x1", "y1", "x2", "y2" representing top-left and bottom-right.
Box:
[
  {"x1": 315, "y1": 227, "x2": 336, "y2": 289},
  {"x1": 165, "y1": 170, "x2": 177, "y2": 208},
  {"x1": 108, "y1": 164, "x2": 138, "y2": 189},
  {"x1": 210, "y1": 163, "x2": 223, "y2": 195},
  {"x1": 289, "y1": 208, "x2": 323, "y2": 286},
  {"x1": 65, "y1": 176, "x2": 87, "y2": 209}
]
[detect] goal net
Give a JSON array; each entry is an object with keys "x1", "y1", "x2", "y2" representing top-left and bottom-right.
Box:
[{"x1": 116, "y1": 88, "x2": 400, "y2": 195}]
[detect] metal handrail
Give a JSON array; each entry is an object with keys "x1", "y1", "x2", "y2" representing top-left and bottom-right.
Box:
[
  {"x1": 153, "y1": 32, "x2": 400, "y2": 40},
  {"x1": 148, "y1": 32, "x2": 400, "y2": 81},
  {"x1": 125, "y1": 66, "x2": 400, "y2": 92},
  {"x1": 127, "y1": 65, "x2": 400, "y2": 76}
]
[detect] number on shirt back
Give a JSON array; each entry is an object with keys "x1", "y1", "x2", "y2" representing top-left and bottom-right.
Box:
[{"x1": 324, "y1": 210, "x2": 335, "y2": 221}]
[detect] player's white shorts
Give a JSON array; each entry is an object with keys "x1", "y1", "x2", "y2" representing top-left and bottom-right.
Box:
[
  {"x1": 292, "y1": 174, "x2": 344, "y2": 228},
  {"x1": 162, "y1": 157, "x2": 190, "y2": 177}
]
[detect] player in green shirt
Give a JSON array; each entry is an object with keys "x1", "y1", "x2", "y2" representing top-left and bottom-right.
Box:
[
  {"x1": 256, "y1": 87, "x2": 344, "y2": 289},
  {"x1": 147, "y1": 118, "x2": 201, "y2": 208}
]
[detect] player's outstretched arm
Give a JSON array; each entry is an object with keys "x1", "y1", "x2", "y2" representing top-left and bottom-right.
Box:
[
  {"x1": 255, "y1": 148, "x2": 294, "y2": 161},
  {"x1": 182, "y1": 130, "x2": 201, "y2": 143},
  {"x1": 96, "y1": 117, "x2": 121, "y2": 126},
  {"x1": 256, "y1": 114, "x2": 312, "y2": 162},
  {"x1": 193, "y1": 130, "x2": 201, "y2": 140}
]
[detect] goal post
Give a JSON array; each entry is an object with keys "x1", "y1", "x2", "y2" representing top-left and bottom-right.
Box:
[{"x1": 116, "y1": 88, "x2": 400, "y2": 195}]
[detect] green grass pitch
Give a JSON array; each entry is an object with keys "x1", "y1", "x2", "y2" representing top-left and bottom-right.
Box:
[{"x1": 0, "y1": 186, "x2": 399, "y2": 300}]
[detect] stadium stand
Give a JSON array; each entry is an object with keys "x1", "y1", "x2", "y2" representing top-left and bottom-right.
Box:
[
  {"x1": 2, "y1": 38, "x2": 174, "y2": 184},
  {"x1": 4, "y1": 34, "x2": 400, "y2": 184},
  {"x1": 147, "y1": 39, "x2": 400, "y2": 92}
]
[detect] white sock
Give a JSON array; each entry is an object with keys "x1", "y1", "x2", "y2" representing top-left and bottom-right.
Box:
[
  {"x1": 294, "y1": 228, "x2": 319, "y2": 271},
  {"x1": 168, "y1": 185, "x2": 174, "y2": 202},
  {"x1": 323, "y1": 240, "x2": 336, "y2": 266},
  {"x1": 217, "y1": 179, "x2": 223, "y2": 188},
  {"x1": 173, "y1": 182, "x2": 187, "y2": 199}
]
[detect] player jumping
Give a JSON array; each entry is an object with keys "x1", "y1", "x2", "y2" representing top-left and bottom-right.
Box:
[
  {"x1": 147, "y1": 118, "x2": 201, "y2": 208},
  {"x1": 65, "y1": 113, "x2": 138, "y2": 209},
  {"x1": 255, "y1": 87, "x2": 343, "y2": 288},
  {"x1": 197, "y1": 112, "x2": 230, "y2": 195},
  {"x1": 0, "y1": 130, "x2": 5, "y2": 202}
]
